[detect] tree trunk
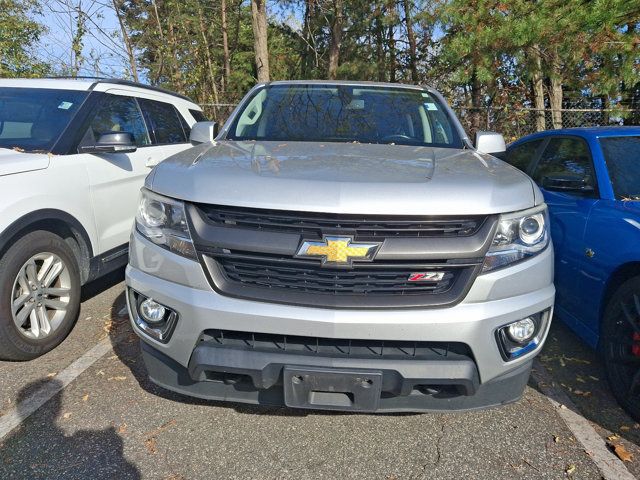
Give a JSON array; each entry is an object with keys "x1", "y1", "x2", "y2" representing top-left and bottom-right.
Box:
[
  {"x1": 374, "y1": 4, "x2": 385, "y2": 82},
  {"x1": 470, "y1": 68, "x2": 482, "y2": 136},
  {"x1": 250, "y1": 0, "x2": 270, "y2": 82},
  {"x1": 548, "y1": 49, "x2": 563, "y2": 129},
  {"x1": 403, "y1": 0, "x2": 418, "y2": 83},
  {"x1": 529, "y1": 45, "x2": 546, "y2": 131},
  {"x1": 197, "y1": 5, "x2": 219, "y2": 105},
  {"x1": 112, "y1": 0, "x2": 138, "y2": 82},
  {"x1": 221, "y1": 0, "x2": 231, "y2": 91},
  {"x1": 387, "y1": 0, "x2": 397, "y2": 83},
  {"x1": 328, "y1": 0, "x2": 344, "y2": 79},
  {"x1": 150, "y1": 0, "x2": 166, "y2": 84}
]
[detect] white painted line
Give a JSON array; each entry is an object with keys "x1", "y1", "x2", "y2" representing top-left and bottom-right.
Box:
[
  {"x1": 0, "y1": 336, "x2": 114, "y2": 441},
  {"x1": 532, "y1": 359, "x2": 636, "y2": 480}
]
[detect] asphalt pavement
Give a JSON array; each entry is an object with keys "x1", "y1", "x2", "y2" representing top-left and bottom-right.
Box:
[{"x1": 0, "y1": 270, "x2": 638, "y2": 479}]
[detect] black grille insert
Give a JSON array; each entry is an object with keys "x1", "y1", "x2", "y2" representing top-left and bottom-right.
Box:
[
  {"x1": 202, "y1": 251, "x2": 480, "y2": 308},
  {"x1": 195, "y1": 204, "x2": 486, "y2": 238},
  {"x1": 200, "y1": 328, "x2": 473, "y2": 360}
]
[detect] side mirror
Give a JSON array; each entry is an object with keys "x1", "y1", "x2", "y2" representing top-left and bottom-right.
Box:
[
  {"x1": 79, "y1": 132, "x2": 137, "y2": 154},
  {"x1": 475, "y1": 131, "x2": 506, "y2": 156},
  {"x1": 190, "y1": 121, "x2": 219, "y2": 144},
  {"x1": 542, "y1": 175, "x2": 594, "y2": 193}
]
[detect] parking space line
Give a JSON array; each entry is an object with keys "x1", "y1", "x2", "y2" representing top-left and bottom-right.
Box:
[
  {"x1": 0, "y1": 336, "x2": 115, "y2": 441},
  {"x1": 532, "y1": 359, "x2": 636, "y2": 480}
]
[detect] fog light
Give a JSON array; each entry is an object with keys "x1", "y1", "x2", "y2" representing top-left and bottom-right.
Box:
[
  {"x1": 128, "y1": 289, "x2": 178, "y2": 343},
  {"x1": 496, "y1": 310, "x2": 550, "y2": 361},
  {"x1": 507, "y1": 318, "x2": 536, "y2": 344},
  {"x1": 140, "y1": 298, "x2": 166, "y2": 324}
]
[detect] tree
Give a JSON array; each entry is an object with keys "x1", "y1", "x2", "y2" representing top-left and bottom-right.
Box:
[
  {"x1": 0, "y1": 0, "x2": 49, "y2": 77},
  {"x1": 327, "y1": 0, "x2": 344, "y2": 79},
  {"x1": 251, "y1": 0, "x2": 270, "y2": 82}
]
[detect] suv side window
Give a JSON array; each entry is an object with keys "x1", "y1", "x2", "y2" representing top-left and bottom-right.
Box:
[
  {"x1": 83, "y1": 95, "x2": 151, "y2": 147},
  {"x1": 138, "y1": 99, "x2": 188, "y2": 144},
  {"x1": 505, "y1": 139, "x2": 543, "y2": 173},
  {"x1": 532, "y1": 137, "x2": 596, "y2": 192}
]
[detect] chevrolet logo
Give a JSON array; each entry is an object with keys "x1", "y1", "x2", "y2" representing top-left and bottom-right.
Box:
[{"x1": 295, "y1": 236, "x2": 381, "y2": 266}]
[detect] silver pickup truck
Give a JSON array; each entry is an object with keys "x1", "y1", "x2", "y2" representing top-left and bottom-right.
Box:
[{"x1": 126, "y1": 81, "x2": 555, "y2": 412}]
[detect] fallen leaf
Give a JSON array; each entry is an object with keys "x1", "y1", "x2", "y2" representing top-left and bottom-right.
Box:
[
  {"x1": 82, "y1": 394, "x2": 89, "y2": 402},
  {"x1": 96, "y1": 370, "x2": 105, "y2": 376},
  {"x1": 565, "y1": 464, "x2": 576, "y2": 475},
  {"x1": 46, "y1": 372, "x2": 57, "y2": 378},
  {"x1": 588, "y1": 375, "x2": 599, "y2": 381},
  {"x1": 620, "y1": 425, "x2": 631, "y2": 431},
  {"x1": 62, "y1": 412, "x2": 71, "y2": 420},
  {"x1": 573, "y1": 390, "x2": 591, "y2": 397},
  {"x1": 144, "y1": 437, "x2": 157, "y2": 454},
  {"x1": 117, "y1": 423, "x2": 127, "y2": 434},
  {"x1": 575, "y1": 376, "x2": 586, "y2": 384},
  {"x1": 553, "y1": 435, "x2": 560, "y2": 443},
  {"x1": 559, "y1": 404, "x2": 567, "y2": 410},
  {"x1": 613, "y1": 444, "x2": 633, "y2": 462},
  {"x1": 108, "y1": 355, "x2": 118, "y2": 360},
  {"x1": 108, "y1": 376, "x2": 127, "y2": 381},
  {"x1": 607, "y1": 434, "x2": 620, "y2": 442}
]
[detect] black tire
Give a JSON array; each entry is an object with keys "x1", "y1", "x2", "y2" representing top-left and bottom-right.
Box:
[
  {"x1": 602, "y1": 276, "x2": 640, "y2": 422},
  {"x1": 0, "y1": 231, "x2": 81, "y2": 361}
]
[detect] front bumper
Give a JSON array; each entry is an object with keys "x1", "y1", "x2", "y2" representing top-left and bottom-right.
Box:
[{"x1": 126, "y1": 231, "x2": 554, "y2": 412}]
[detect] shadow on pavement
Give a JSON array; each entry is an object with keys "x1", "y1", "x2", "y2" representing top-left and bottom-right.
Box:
[{"x1": 0, "y1": 378, "x2": 140, "y2": 479}]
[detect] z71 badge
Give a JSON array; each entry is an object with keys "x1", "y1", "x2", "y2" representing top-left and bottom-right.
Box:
[{"x1": 408, "y1": 272, "x2": 446, "y2": 282}]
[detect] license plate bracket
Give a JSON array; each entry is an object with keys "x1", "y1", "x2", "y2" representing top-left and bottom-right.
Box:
[{"x1": 283, "y1": 366, "x2": 382, "y2": 412}]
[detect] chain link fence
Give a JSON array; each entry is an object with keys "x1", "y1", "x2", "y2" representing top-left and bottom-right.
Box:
[
  {"x1": 200, "y1": 103, "x2": 640, "y2": 143},
  {"x1": 454, "y1": 108, "x2": 640, "y2": 143}
]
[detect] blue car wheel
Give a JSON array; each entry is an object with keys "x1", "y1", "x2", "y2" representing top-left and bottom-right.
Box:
[{"x1": 602, "y1": 276, "x2": 640, "y2": 422}]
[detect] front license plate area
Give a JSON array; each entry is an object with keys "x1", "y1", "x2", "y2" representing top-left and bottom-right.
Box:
[{"x1": 283, "y1": 366, "x2": 382, "y2": 412}]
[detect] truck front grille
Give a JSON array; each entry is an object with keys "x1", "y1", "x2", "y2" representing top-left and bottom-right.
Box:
[
  {"x1": 187, "y1": 204, "x2": 494, "y2": 308},
  {"x1": 196, "y1": 204, "x2": 486, "y2": 238}
]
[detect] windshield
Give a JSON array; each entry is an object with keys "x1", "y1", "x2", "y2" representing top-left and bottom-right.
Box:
[
  {"x1": 227, "y1": 84, "x2": 462, "y2": 148},
  {"x1": 0, "y1": 87, "x2": 88, "y2": 153},
  {"x1": 600, "y1": 136, "x2": 640, "y2": 200}
]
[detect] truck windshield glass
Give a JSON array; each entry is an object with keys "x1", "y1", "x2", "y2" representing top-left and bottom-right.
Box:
[
  {"x1": 0, "y1": 88, "x2": 88, "y2": 153},
  {"x1": 600, "y1": 136, "x2": 640, "y2": 200},
  {"x1": 228, "y1": 84, "x2": 462, "y2": 148}
]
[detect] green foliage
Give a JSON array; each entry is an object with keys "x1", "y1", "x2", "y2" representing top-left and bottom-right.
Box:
[{"x1": 0, "y1": 0, "x2": 50, "y2": 77}]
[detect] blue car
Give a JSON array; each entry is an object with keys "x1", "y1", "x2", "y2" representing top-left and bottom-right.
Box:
[{"x1": 505, "y1": 127, "x2": 640, "y2": 420}]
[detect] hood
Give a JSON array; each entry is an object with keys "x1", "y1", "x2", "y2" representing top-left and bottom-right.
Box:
[
  {"x1": 150, "y1": 141, "x2": 536, "y2": 215},
  {"x1": 0, "y1": 148, "x2": 50, "y2": 177}
]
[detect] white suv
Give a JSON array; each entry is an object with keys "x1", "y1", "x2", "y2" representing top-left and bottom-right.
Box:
[{"x1": 0, "y1": 77, "x2": 204, "y2": 360}]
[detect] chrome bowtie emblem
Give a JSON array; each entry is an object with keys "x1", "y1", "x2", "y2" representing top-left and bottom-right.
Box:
[{"x1": 295, "y1": 236, "x2": 381, "y2": 266}]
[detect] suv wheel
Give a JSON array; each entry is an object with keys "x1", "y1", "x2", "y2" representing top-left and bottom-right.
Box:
[
  {"x1": 0, "y1": 231, "x2": 81, "y2": 361},
  {"x1": 602, "y1": 276, "x2": 640, "y2": 422}
]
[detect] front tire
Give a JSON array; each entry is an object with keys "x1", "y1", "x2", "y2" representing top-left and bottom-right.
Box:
[
  {"x1": 0, "y1": 231, "x2": 81, "y2": 361},
  {"x1": 602, "y1": 276, "x2": 640, "y2": 422}
]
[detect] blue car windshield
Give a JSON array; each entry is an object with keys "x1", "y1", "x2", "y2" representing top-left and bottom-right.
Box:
[
  {"x1": 227, "y1": 84, "x2": 463, "y2": 148},
  {"x1": 0, "y1": 88, "x2": 88, "y2": 153},
  {"x1": 600, "y1": 136, "x2": 640, "y2": 200}
]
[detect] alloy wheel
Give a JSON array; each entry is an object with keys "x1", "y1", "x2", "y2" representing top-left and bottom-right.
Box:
[{"x1": 10, "y1": 252, "x2": 72, "y2": 340}]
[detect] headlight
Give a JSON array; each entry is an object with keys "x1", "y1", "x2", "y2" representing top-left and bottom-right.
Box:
[
  {"x1": 482, "y1": 205, "x2": 549, "y2": 272},
  {"x1": 135, "y1": 188, "x2": 197, "y2": 259}
]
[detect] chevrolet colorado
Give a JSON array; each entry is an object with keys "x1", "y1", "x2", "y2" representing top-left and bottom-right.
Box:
[{"x1": 126, "y1": 81, "x2": 555, "y2": 412}]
